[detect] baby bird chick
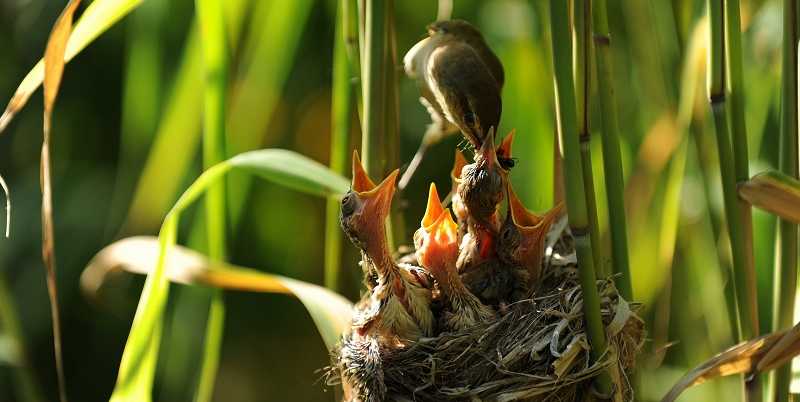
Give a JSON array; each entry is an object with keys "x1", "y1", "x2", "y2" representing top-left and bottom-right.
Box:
[
  {"x1": 403, "y1": 19, "x2": 503, "y2": 150},
  {"x1": 415, "y1": 184, "x2": 494, "y2": 331},
  {"x1": 458, "y1": 128, "x2": 505, "y2": 229},
  {"x1": 340, "y1": 152, "x2": 433, "y2": 343},
  {"x1": 497, "y1": 183, "x2": 565, "y2": 288}
]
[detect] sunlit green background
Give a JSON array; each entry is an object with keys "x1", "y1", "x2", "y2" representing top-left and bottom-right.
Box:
[{"x1": 0, "y1": 0, "x2": 791, "y2": 400}]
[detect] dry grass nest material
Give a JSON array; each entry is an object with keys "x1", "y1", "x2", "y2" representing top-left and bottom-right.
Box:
[{"x1": 327, "y1": 218, "x2": 645, "y2": 402}]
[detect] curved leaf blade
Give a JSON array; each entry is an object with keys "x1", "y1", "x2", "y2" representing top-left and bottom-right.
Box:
[
  {"x1": 230, "y1": 149, "x2": 350, "y2": 197},
  {"x1": 82, "y1": 237, "x2": 352, "y2": 350}
]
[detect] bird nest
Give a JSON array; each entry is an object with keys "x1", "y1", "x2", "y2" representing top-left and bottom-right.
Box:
[{"x1": 326, "y1": 219, "x2": 645, "y2": 402}]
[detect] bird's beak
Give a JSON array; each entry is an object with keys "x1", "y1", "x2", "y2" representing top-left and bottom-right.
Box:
[
  {"x1": 450, "y1": 150, "x2": 467, "y2": 184},
  {"x1": 361, "y1": 169, "x2": 399, "y2": 221},
  {"x1": 478, "y1": 127, "x2": 500, "y2": 168},
  {"x1": 507, "y1": 184, "x2": 542, "y2": 228},
  {"x1": 417, "y1": 202, "x2": 458, "y2": 271},
  {"x1": 421, "y1": 183, "x2": 446, "y2": 229},
  {"x1": 351, "y1": 150, "x2": 376, "y2": 193},
  {"x1": 498, "y1": 129, "x2": 515, "y2": 160},
  {"x1": 508, "y1": 183, "x2": 565, "y2": 235},
  {"x1": 351, "y1": 150, "x2": 398, "y2": 219}
]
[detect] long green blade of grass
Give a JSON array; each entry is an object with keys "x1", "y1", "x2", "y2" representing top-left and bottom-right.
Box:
[
  {"x1": 772, "y1": 1, "x2": 800, "y2": 401},
  {"x1": 591, "y1": 0, "x2": 633, "y2": 300},
  {"x1": 194, "y1": 0, "x2": 229, "y2": 401},
  {"x1": 109, "y1": 149, "x2": 349, "y2": 401},
  {"x1": 325, "y1": 0, "x2": 357, "y2": 292},
  {"x1": 548, "y1": 0, "x2": 614, "y2": 395}
]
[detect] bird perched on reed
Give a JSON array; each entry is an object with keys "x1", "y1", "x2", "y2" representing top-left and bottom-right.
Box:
[
  {"x1": 340, "y1": 152, "x2": 434, "y2": 343},
  {"x1": 399, "y1": 19, "x2": 503, "y2": 188},
  {"x1": 415, "y1": 184, "x2": 495, "y2": 331},
  {"x1": 497, "y1": 184, "x2": 565, "y2": 289}
]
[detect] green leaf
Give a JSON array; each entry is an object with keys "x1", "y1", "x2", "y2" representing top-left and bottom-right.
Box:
[
  {"x1": 739, "y1": 171, "x2": 800, "y2": 224},
  {"x1": 82, "y1": 236, "x2": 353, "y2": 351},
  {"x1": 0, "y1": 0, "x2": 144, "y2": 133},
  {"x1": 98, "y1": 149, "x2": 350, "y2": 401}
]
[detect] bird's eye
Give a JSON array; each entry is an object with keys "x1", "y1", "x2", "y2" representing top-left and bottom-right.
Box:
[
  {"x1": 464, "y1": 111, "x2": 476, "y2": 127},
  {"x1": 341, "y1": 192, "x2": 357, "y2": 217}
]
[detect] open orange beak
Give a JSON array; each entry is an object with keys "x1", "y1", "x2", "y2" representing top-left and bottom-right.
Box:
[
  {"x1": 417, "y1": 200, "x2": 459, "y2": 271},
  {"x1": 498, "y1": 129, "x2": 515, "y2": 161},
  {"x1": 351, "y1": 150, "x2": 399, "y2": 220},
  {"x1": 421, "y1": 183, "x2": 446, "y2": 228},
  {"x1": 507, "y1": 183, "x2": 565, "y2": 269}
]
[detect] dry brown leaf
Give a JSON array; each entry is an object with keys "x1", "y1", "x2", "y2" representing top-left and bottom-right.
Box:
[
  {"x1": 40, "y1": 2, "x2": 81, "y2": 401},
  {"x1": 739, "y1": 171, "x2": 800, "y2": 224},
  {"x1": 757, "y1": 323, "x2": 800, "y2": 372},
  {"x1": 661, "y1": 331, "x2": 783, "y2": 402}
]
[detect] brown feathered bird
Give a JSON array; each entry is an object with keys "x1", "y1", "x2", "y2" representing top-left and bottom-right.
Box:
[
  {"x1": 340, "y1": 152, "x2": 434, "y2": 343},
  {"x1": 399, "y1": 19, "x2": 503, "y2": 188},
  {"x1": 415, "y1": 184, "x2": 494, "y2": 331},
  {"x1": 497, "y1": 183, "x2": 565, "y2": 288}
]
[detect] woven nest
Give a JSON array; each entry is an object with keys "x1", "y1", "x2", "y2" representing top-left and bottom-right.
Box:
[{"x1": 327, "y1": 218, "x2": 645, "y2": 402}]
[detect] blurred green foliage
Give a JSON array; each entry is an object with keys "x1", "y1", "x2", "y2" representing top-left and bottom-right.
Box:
[{"x1": 0, "y1": 0, "x2": 791, "y2": 401}]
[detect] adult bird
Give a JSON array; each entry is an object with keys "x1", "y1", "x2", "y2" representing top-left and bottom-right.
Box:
[
  {"x1": 340, "y1": 152, "x2": 434, "y2": 344},
  {"x1": 415, "y1": 183, "x2": 495, "y2": 331},
  {"x1": 399, "y1": 19, "x2": 503, "y2": 189}
]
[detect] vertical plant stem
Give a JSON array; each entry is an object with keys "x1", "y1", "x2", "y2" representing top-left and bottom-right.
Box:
[
  {"x1": 549, "y1": 0, "x2": 614, "y2": 396},
  {"x1": 195, "y1": 0, "x2": 228, "y2": 401},
  {"x1": 772, "y1": 0, "x2": 799, "y2": 401},
  {"x1": 384, "y1": 0, "x2": 404, "y2": 247},
  {"x1": 708, "y1": 1, "x2": 762, "y2": 400},
  {"x1": 591, "y1": 0, "x2": 633, "y2": 300},
  {"x1": 362, "y1": 0, "x2": 386, "y2": 176},
  {"x1": 573, "y1": 0, "x2": 606, "y2": 277},
  {"x1": 325, "y1": 0, "x2": 355, "y2": 292},
  {"x1": 724, "y1": 0, "x2": 763, "y2": 399}
]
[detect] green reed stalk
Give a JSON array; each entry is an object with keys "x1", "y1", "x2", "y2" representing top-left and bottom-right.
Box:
[
  {"x1": 573, "y1": 0, "x2": 606, "y2": 277},
  {"x1": 362, "y1": 0, "x2": 386, "y2": 176},
  {"x1": 724, "y1": 1, "x2": 763, "y2": 399},
  {"x1": 384, "y1": 0, "x2": 404, "y2": 249},
  {"x1": 772, "y1": 0, "x2": 799, "y2": 400},
  {"x1": 591, "y1": 0, "x2": 633, "y2": 299},
  {"x1": 708, "y1": 2, "x2": 763, "y2": 401},
  {"x1": 195, "y1": 0, "x2": 228, "y2": 400},
  {"x1": 549, "y1": 1, "x2": 613, "y2": 396},
  {"x1": 324, "y1": 0, "x2": 356, "y2": 292}
]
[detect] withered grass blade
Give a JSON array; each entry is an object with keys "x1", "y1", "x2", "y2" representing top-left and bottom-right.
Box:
[
  {"x1": 41, "y1": 2, "x2": 81, "y2": 401},
  {"x1": 739, "y1": 171, "x2": 800, "y2": 224},
  {"x1": 661, "y1": 330, "x2": 786, "y2": 402}
]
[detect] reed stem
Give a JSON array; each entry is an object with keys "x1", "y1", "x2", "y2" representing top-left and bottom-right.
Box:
[
  {"x1": 195, "y1": 0, "x2": 228, "y2": 400},
  {"x1": 362, "y1": 0, "x2": 386, "y2": 177},
  {"x1": 573, "y1": 0, "x2": 606, "y2": 277},
  {"x1": 772, "y1": 0, "x2": 799, "y2": 400},
  {"x1": 325, "y1": 0, "x2": 355, "y2": 292},
  {"x1": 591, "y1": 0, "x2": 633, "y2": 299},
  {"x1": 549, "y1": 0, "x2": 614, "y2": 396}
]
